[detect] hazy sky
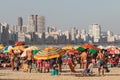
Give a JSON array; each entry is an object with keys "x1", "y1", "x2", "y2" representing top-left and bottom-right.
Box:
[{"x1": 0, "y1": 0, "x2": 120, "y2": 34}]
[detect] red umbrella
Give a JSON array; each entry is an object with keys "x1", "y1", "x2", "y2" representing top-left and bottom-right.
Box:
[
  {"x1": 66, "y1": 49, "x2": 79, "y2": 55},
  {"x1": 82, "y1": 43, "x2": 100, "y2": 50},
  {"x1": 107, "y1": 47, "x2": 120, "y2": 54},
  {"x1": 14, "y1": 41, "x2": 25, "y2": 46}
]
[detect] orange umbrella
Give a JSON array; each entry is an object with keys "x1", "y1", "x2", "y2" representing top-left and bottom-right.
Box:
[{"x1": 82, "y1": 44, "x2": 100, "y2": 50}]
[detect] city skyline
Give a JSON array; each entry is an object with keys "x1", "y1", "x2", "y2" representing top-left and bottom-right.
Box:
[{"x1": 0, "y1": 0, "x2": 120, "y2": 34}]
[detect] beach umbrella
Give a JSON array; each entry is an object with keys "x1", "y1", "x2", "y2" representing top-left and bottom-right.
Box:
[
  {"x1": 76, "y1": 47, "x2": 85, "y2": 52},
  {"x1": 0, "y1": 45, "x2": 4, "y2": 50},
  {"x1": 13, "y1": 46, "x2": 24, "y2": 50},
  {"x1": 62, "y1": 45, "x2": 74, "y2": 50},
  {"x1": 74, "y1": 45, "x2": 80, "y2": 49},
  {"x1": 32, "y1": 50, "x2": 41, "y2": 55},
  {"x1": 89, "y1": 49, "x2": 98, "y2": 55},
  {"x1": 28, "y1": 46, "x2": 39, "y2": 50},
  {"x1": 34, "y1": 48, "x2": 65, "y2": 60},
  {"x1": 82, "y1": 43, "x2": 100, "y2": 50},
  {"x1": 66, "y1": 49, "x2": 79, "y2": 55},
  {"x1": 107, "y1": 46, "x2": 120, "y2": 54},
  {"x1": 14, "y1": 41, "x2": 25, "y2": 46},
  {"x1": 44, "y1": 47, "x2": 54, "y2": 51},
  {"x1": 3, "y1": 46, "x2": 13, "y2": 53}
]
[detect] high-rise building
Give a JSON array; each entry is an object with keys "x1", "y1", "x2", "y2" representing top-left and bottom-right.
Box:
[
  {"x1": 34, "y1": 15, "x2": 38, "y2": 32},
  {"x1": 37, "y1": 16, "x2": 45, "y2": 33},
  {"x1": 27, "y1": 15, "x2": 35, "y2": 32},
  {"x1": 22, "y1": 25, "x2": 27, "y2": 33},
  {"x1": 0, "y1": 23, "x2": 9, "y2": 44},
  {"x1": 18, "y1": 17, "x2": 23, "y2": 32},
  {"x1": 27, "y1": 15, "x2": 45, "y2": 33},
  {"x1": 89, "y1": 24, "x2": 101, "y2": 42}
]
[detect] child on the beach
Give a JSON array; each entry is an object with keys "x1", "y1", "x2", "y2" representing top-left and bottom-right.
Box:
[
  {"x1": 43, "y1": 60, "x2": 50, "y2": 73},
  {"x1": 82, "y1": 61, "x2": 94, "y2": 76},
  {"x1": 37, "y1": 60, "x2": 43, "y2": 72}
]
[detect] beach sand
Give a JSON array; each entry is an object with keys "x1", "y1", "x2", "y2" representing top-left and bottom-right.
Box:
[{"x1": 0, "y1": 67, "x2": 120, "y2": 80}]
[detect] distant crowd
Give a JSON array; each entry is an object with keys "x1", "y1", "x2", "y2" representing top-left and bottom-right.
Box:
[{"x1": 0, "y1": 47, "x2": 120, "y2": 76}]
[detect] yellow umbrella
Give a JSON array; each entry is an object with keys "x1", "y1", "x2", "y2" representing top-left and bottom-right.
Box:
[
  {"x1": 62, "y1": 45, "x2": 74, "y2": 50},
  {"x1": 13, "y1": 46, "x2": 24, "y2": 50},
  {"x1": 34, "y1": 48, "x2": 65, "y2": 60},
  {"x1": 0, "y1": 45, "x2": 4, "y2": 50},
  {"x1": 44, "y1": 47, "x2": 54, "y2": 51}
]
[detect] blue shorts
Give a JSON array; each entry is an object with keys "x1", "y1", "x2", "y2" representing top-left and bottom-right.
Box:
[
  {"x1": 98, "y1": 60, "x2": 104, "y2": 67},
  {"x1": 84, "y1": 69, "x2": 90, "y2": 73}
]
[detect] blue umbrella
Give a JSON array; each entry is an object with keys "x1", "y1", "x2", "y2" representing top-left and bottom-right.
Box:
[{"x1": 3, "y1": 46, "x2": 13, "y2": 53}]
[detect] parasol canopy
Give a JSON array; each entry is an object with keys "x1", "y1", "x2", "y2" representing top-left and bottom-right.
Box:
[
  {"x1": 107, "y1": 46, "x2": 120, "y2": 54},
  {"x1": 3, "y1": 46, "x2": 13, "y2": 53},
  {"x1": 62, "y1": 45, "x2": 74, "y2": 50},
  {"x1": 89, "y1": 49, "x2": 99, "y2": 55},
  {"x1": 14, "y1": 41, "x2": 25, "y2": 46},
  {"x1": 76, "y1": 47, "x2": 85, "y2": 52},
  {"x1": 82, "y1": 43, "x2": 100, "y2": 50},
  {"x1": 34, "y1": 48, "x2": 65, "y2": 60},
  {"x1": 66, "y1": 49, "x2": 79, "y2": 55},
  {"x1": 13, "y1": 46, "x2": 24, "y2": 50},
  {"x1": 0, "y1": 45, "x2": 4, "y2": 50}
]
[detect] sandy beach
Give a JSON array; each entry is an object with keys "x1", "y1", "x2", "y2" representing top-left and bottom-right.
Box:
[{"x1": 0, "y1": 67, "x2": 120, "y2": 80}]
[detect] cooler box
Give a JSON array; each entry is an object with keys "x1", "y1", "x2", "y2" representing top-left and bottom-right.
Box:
[{"x1": 50, "y1": 69, "x2": 58, "y2": 76}]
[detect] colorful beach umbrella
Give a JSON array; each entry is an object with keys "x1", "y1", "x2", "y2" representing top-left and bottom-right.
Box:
[
  {"x1": 28, "y1": 46, "x2": 39, "y2": 50},
  {"x1": 66, "y1": 49, "x2": 79, "y2": 55},
  {"x1": 0, "y1": 45, "x2": 4, "y2": 50},
  {"x1": 76, "y1": 47, "x2": 85, "y2": 52},
  {"x1": 13, "y1": 46, "x2": 24, "y2": 50},
  {"x1": 82, "y1": 44, "x2": 100, "y2": 50},
  {"x1": 3, "y1": 46, "x2": 13, "y2": 53},
  {"x1": 62, "y1": 45, "x2": 74, "y2": 50},
  {"x1": 32, "y1": 50, "x2": 41, "y2": 55},
  {"x1": 89, "y1": 49, "x2": 98, "y2": 54},
  {"x1": 34, "y1": 48, "x2": 65, "y2": 60},
  {"x1": 14, "y1": 41, "x2": 25, "y2": 46}
]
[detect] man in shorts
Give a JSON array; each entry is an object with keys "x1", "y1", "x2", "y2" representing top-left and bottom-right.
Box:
[
  {"x1": 96, "y1": 49, "x2": 105, "y2": 76},
  {"x1": 26, "y1": 50, "x2": 33, "y2": 73}
]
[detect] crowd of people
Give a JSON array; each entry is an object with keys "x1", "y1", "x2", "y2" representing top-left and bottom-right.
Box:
[{"x1": 0, "y1": 46, "x2": 120, "y2": 77}]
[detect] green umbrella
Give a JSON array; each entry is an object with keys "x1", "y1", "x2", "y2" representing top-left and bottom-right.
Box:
[
  {"x1": 32, "y1": 50, "x2": 41, "y2": 55},
  {"x1": 76, "y1": 47, "x2": 85, "y2": 52},
  {"x1": 89, "y1": 49, "x2": 98, "y2": 54}
]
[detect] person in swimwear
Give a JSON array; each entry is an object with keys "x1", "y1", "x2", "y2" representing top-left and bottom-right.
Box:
[
  {"x1": 81, "y1": 49, "x2": 88, "y2": 70},
  {"x1": 96, "y1": 49, "x2": 105, "y2": 76},
  {"x1": 26, "y1": 49, "x2": 33, "y2": 73}
]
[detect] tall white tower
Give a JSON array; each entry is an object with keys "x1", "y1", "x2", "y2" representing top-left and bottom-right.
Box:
[
  {"x1": 27, "y1": 15, "x2": 35, "y2": 32},
  {"x1": 89, "y1": 24, "x2": 101, "y2": 42}
]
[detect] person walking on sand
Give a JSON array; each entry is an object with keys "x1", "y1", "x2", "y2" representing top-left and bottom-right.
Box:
[
  {"x1": 9, "y1": 50, "x2": 15, "y2": 71},
  {"x1": 26, "y1": 49, "x2": 33, "y2": 73},
  {"x1": 81, "y1": 49, "x2": 88, "y2": 70},
  {"x1": 96, "y1": 49, "x2": 105, "y2": 76}
]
